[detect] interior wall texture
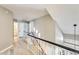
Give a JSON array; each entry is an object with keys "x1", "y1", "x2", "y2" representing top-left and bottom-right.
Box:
[
  {"x1": 54, "y1": 23, "x2": 64, "y2": 55},
  {"x1": 55, "y1": 23, "x2": 64, "y2": 44},
  {"x1": 0, "y1": 6, "x2": 13, "y2": 51},
  {"x1": 33, "y1": 15, "x2": 55, "y2": 54},
  {"x1": 34, "y1": 15, "x2": 55, "y2": 42}
]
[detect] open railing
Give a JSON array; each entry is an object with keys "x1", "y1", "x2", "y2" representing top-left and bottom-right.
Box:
[
  {"x1": 27, "y1": 34, "x2": 79, "y2": 55},
  {"x1": 1, "y1": 34, "x2": 79, "y2": 55},
  {"x1": 31, "y1": 37, "x2": 46, "y2": 55},
  {"x1": 23, "y1": 34, "x2": 46, "y2": 55}
]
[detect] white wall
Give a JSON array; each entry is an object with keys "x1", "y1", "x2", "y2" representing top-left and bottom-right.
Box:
[
  {"x1": 34, "y1": 15, "x2": 55, "y2": 42},
  {"x1": 55, "y1": 23, "x2": 63, "y2": 44},
  {"x1": 54, "y1": 23, "x2": 64, "y2": 55},
  {"x1": 32, "y1": 15, "x2": 55, "y2": 54},
  {"x1": 0, "y1": 6, "x2": 13, "y2": 51},
  {"x1": 47, "y1": 8, "x2": 65, "y2": 54}
]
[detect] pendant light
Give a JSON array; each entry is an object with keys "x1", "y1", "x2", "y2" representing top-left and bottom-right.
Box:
[{"x1": 73, "y1": 24, "x2": 77, "y2": 50}]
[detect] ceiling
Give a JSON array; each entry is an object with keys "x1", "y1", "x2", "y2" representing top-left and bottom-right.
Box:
[
  {"x1": 1, "y1": 4, "x2": 79, "y2": 35},
  {"x1": 47, "y1": 4, "x2": 79, "y2": 35},
  {"x1": 1, "y1": 4, "x2": 48, "y2": 21}
]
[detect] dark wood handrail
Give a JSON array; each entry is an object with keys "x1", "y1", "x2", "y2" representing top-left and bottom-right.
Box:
[{"x1": 27, "y1": 34, "x2": 79, "y2": 54}]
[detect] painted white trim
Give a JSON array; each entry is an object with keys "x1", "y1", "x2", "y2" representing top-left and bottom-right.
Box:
[{"x1": 0, "y1": 45, "x2": 13, "y2": 54}]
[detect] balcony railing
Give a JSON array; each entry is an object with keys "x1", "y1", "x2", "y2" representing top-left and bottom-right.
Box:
[{"x1": 27, "y1": 34, "x2": 79, "y2": 55}]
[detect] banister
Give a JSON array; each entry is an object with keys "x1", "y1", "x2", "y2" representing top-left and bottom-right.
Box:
[{"x1": 27, "y1": 34, "x2": 79, "y2": 54}]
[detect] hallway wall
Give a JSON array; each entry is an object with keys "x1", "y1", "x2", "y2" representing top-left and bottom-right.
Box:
[
  {"x1": 32, "y1": 15, "x2": 55, "y2": 54},
  {"x1": 34, "y1": 15, "x2": 55, "y2": 42},
  {"x1": 0, "y1": 6, "x2": 13, "y2": 51}
]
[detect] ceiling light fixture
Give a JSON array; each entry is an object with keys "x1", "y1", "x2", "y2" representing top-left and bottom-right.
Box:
[{"x1": 73, "y1": 24, "x2": 77, "y2": 53}]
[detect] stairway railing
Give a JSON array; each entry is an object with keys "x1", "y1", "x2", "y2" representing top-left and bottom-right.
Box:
[
  {"x1": 23, "y1": 34, "x2": 46, "y2": 55},
  {"x1": 27, "y1": 34, "x2": 79, "y2": 54}
]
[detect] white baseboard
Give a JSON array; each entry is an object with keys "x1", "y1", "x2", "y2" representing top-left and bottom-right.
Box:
[{"x1": 0, "y1": 45, "x2": 13, "y2": 54}]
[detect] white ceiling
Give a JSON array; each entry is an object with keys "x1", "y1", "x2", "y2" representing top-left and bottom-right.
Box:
[
  {"x1": 1, "y1": 4, "x2": 79, "y2": 34},
  {"x1": 1, "y1": 4, "x2": 48, "y2": 21},
  {"x1": 48, "y1": 5, "x2": 79, "y2": 35}
]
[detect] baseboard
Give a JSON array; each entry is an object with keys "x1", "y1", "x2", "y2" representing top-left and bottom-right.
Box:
[{"x1": 0, "y1": 45, "x2": 13, "y2": 54}]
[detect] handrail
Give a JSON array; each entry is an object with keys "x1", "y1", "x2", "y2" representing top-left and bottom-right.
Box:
[
  {"x1": 33, "y1": 38, "x2": 46, "y2": 55},
  {"x1": 27, "y1": 33, "x2": 46, "y2": 54},
  {"x1": 27, "y1": 34, "x2": 79, "y2": 54}
]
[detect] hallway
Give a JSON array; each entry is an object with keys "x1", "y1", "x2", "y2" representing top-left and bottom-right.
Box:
[
  {"x1": 0, "y1": 4, "x2": 79, "y2": 55},
  {"x1": 13, "y1": 39, "x2": 34, "y2": 55}
]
